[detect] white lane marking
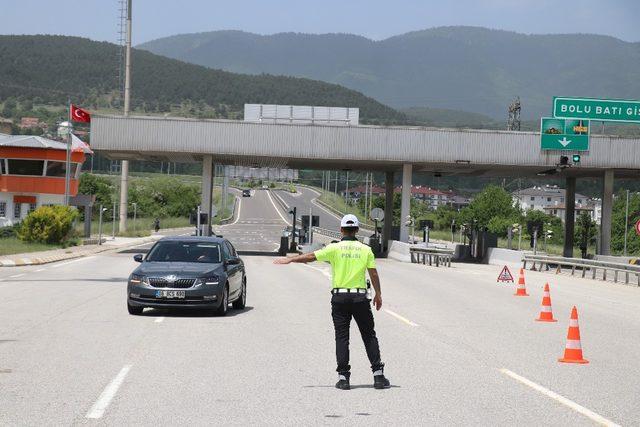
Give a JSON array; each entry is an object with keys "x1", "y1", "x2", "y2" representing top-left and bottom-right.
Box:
[
  {"x1": 154, "y1": 317, "x2": 165, "y2": 323},
  {"x1": 9, "y1": 273, "x2": 26, "y2": 278},
  {"x1": 35, "y1": 268, "x2": 46, "y2": 272},
  {"x1": 266, "y1": 190, "x2": 290, "y2": 224},
  {"x1": 500, "y1": 369, "x2": 620, "y2": 427},
  {"x1": 384, "y1": 309, "x2": 419, "y2": 327},
  {"x1": 219, "y1": 196, "x2": 242, "y2": 227},
  {"x1": 51, "y1": 256, "x2": 96, "y2": 268},
  {"x1": 128, "y1": 241, "x2": 155, "y2": 249},
  {"x1": 304, "y1": 264, "x2": 332, "y2": 280},
  {"x1": 86, "y1": 365, "x2": 132, "y2": 419}
]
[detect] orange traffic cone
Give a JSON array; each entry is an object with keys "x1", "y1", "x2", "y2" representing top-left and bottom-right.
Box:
[
  {"x1": 535, "y1": 283, "x2": 557, "y2": 322},
  {"x1": 558, "y1": 306, "x2": 589, "y2": 364},
  {"x1": 514, "y1": 268, "x2": 529, "y2": 296}
]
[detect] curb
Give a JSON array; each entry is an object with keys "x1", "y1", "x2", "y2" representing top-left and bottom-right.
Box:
[{"x1": 0, "y1": 234, "x2": 174, "y2": 267}]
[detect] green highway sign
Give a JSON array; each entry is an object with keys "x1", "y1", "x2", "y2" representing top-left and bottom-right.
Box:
[
  {"x1": 540, "y1": 117, "x2": 590, "y2": 151},
  {"x1": 553, "y1": 97, "x2": 640, "y2": 123}
]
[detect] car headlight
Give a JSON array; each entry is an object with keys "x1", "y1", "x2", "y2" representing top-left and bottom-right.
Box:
[
  {"x1": 130, "y1": 274, "x2": 148, "y2": 285},
  {"x1": 196, "y1": 276, "x2": 219, "y2": 286}
]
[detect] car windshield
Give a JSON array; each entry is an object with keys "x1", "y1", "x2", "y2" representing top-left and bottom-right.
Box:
[{"x1": 146, "y1": 242, "x2": 222, "y2": 263}]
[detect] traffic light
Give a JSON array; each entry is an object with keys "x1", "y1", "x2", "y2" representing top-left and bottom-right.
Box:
[
  {"x1": 559, "y1": 156, "x2": 569, "y2": 166},
  {"x1": 572, "y1": 154, "x2": 581, "y2": 164},
  {"x1": 546, "y1": 230, "x2": 553, "y2": 239}
]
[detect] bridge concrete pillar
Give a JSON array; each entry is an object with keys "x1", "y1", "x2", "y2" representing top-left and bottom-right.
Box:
[
  {"x1": 600, "y1": 170, "x2": 614, "y2": 255},
  {"x1": 399, "y1": 164, "x2": 412, "y2": 242},
  {"x1": 382, "y1": 171, "x2": 394, "y2": 251},
  {"x1": 563, "y1": 177, "x2": 576, "y2": 258},
  {"x1": 201, "y1": 155, "x2": 214, "y2": 236}
]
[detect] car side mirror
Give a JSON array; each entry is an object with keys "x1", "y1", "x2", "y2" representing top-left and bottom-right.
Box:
[
  {"x1": 224, "y1": 258, "x2": 239, "y2": 266},
  {"x1": 133, "y1": 254, "x2": 144, "y2": 263}
]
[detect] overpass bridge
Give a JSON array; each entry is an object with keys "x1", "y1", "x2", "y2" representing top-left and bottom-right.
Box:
[{"x1": 91, "y1": 115, "x2": 640, "y2": 256}]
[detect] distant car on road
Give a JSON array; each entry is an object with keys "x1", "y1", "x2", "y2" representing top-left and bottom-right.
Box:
[
  {"x1": 127, "y1": 236, "x2": 246, "y2": 316},
  {"x1": 242, "y1": 189, "x2": 251, "y2": 197},
  {"x1": 261, "y1": 185, "x2": 268, "y2": 190}
]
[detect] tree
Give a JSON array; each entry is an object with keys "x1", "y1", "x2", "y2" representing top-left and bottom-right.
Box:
[
  {"x1": 611, "y1": 190, "x2": 640, "y2": 255},
  {"x1": 458, "y1": 185, "x2": 520, "y2": 236},
  {"x1": 21, "y1": 99, "x2": 33, "y2": 112},
  {"x1": 78, "y1": 173, "x2": 114, "y2": 217},
  {"x1": 523, "y1": 209, "x2": 563, "y2": 246},
  {"x1": 2, "y1": 97, "x2": 17, "y2": 118},
  {"x1": 575, "y1": 211, "x2": 597, "y2": 257}
]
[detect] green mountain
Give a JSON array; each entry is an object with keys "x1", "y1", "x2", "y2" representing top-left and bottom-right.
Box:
[
  {"x1": 401, "y1": 107, "x2": 499, "y2": 128},
  {"x1": 0, "y1": 35, "x2": 406, "y2": 124},
  {"x1": 139, "y1": 27, "x2": 640, "y2": 119}
]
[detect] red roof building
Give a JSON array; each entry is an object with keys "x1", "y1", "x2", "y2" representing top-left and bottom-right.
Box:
[{"x1": 0, "y1": 133, "x2": 92, "y2": 226}]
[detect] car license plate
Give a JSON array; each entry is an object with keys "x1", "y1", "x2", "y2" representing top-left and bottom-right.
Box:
[{"x1": 155, "y1": 290, "x2": 186, "y2": 299}]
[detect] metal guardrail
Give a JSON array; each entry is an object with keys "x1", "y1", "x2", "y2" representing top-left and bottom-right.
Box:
[
  {"x1": 312, "y1": 227, "x2": 366, "y2": 243},
  {"x1": 410, "y1": 247, "x2": 454, "y2": 267},
  {"x1": 523, "y1": 254, "x2": 640, "y2": 286}
]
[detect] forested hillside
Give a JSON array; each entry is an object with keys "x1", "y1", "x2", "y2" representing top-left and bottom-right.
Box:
[
  {"x1": 140, "y1": 27, "x2": 640, "y2": 118},
  {"x1": 0, "y1": 35, "x2": 406, "y2": 124}
]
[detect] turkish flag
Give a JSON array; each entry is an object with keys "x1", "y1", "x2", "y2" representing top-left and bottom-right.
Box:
[{"x1": 70, "y1": 104, "x2": 91, "y2": 123}]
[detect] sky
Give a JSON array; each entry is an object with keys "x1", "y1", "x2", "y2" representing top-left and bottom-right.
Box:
[{"x1": 1, "y1": 0, "x2": 639, "y2": 45}]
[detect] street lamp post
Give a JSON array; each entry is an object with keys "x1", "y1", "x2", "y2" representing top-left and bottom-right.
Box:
[
  {"x1": 57, "y1": 121, "x2": 74, "y2": 206},
  {"x1": 112, "y1": 201, "x2": 117, "y2": 239},
  {"x1": 132, "y1": 202, "x2": 137, "y2": 234},
  {"x1": 98, "y1": 205, "x2": 107, "y2": 245}
]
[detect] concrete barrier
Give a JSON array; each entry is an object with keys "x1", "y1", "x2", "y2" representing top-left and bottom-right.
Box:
[
  {"x1": 486, "y1": 247, "x2": 524, "y2": 266},
  {"x1": 387, "y1": 241, "x2": 412, "y2": 263}
]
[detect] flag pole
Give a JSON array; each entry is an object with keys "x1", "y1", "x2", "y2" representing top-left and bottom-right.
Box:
[{"x1": 64, "y1": 99, "x2": 72, "y2": 206}]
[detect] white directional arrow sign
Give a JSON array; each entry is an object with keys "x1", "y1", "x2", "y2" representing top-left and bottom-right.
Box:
[{"x1": 558, "y1": 137, "x2": 572, "y2": 147}]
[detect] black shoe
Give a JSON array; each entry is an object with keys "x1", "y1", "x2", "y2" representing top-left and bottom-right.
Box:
[
  {"x1": 373, "y1": 375, "x2": 391, "y2": 389},
  {"x1": 336, "y1": 378, "x2": 351, "y2": 390}
]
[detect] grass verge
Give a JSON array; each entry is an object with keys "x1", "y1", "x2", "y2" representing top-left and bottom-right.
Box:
[{"x1": 0, "y1": 238, "x2": 60, "y2": 256}]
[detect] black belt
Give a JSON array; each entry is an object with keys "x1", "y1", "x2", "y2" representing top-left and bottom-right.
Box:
[{"x1": 331, "y1": 288, "x2": 367, "y2": 294}]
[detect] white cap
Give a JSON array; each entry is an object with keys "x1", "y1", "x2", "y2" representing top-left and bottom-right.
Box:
[{"x1": 340, "y1": 214, "x2": 359, "y2": 228}]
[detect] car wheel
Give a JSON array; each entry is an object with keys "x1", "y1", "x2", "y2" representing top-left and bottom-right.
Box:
[
  {"x1": 232, "y1": 277, "x2": 247, "y2": 310},
  {"x1": 128, "y1": 303, "x2": 144, "y2": 315},
  {"x1": 215, "y1": 285, "x2": 229, "y2": 316}
]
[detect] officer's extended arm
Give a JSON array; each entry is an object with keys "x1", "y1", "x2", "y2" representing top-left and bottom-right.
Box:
[{"x1": 273, "y1": 252, "x2": 317, "y2": 264}]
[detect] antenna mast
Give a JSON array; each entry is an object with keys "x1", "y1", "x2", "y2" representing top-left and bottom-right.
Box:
[{"x1": 507, "y1": 96, "x2": 521, "y2": 131}]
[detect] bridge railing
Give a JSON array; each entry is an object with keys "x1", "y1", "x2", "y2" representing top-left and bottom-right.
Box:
[{"x1": 523, "y1": 254, "x2": 640, "y2": 286}]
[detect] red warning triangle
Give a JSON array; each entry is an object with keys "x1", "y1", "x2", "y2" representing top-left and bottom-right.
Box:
[{"x1": 497, "y1": 265, "x2": 514, "y2": 283}]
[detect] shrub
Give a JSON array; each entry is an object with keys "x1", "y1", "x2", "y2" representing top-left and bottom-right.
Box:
[
  {"x1": 0, "y1": 224, "x2": 20, "y2": 238},
  {"x1": 18, "y1": 206, "x2": 79, "y2": 244}
]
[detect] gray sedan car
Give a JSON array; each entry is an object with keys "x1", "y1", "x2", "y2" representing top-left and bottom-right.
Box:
[{"x1": 127, "y1": 236, "x2": 246, "y2": 316}]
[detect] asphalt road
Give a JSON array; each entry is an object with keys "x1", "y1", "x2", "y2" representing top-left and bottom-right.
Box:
[
  {"x1": 275, "y1": 186, "x2": 342, "y2": 231},
  {"x1": 216, "y1": 189, "x2": 289, "y2": 253},
  {"x1": 1, "y1": 249, "x2": 638, "y2": 425}
]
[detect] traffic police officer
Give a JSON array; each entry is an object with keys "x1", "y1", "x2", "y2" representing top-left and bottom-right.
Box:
[{"x1": 274, "y1": 214, "x2": 390, "y2": 390}]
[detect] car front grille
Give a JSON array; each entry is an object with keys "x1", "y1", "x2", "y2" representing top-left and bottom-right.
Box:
[{"x1": 148, "y1": 278, "x2": 196, "y2": 289}]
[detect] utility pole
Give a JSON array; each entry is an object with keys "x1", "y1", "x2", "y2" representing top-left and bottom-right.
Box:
[
  {"x1": 368, "y1": 173, "x2": 373, "y2": 220},
  {"x1": 624, "y1": 190, "x2": 630, "y2": 256},
  {"x1": 364, "y1": 172, "x2": 369, "y2": 221},
  {"x1": 118, "y1": 0, "x2": 132, "y2": 233},
  {"x1": 345, "y1": 171, "x2": 350, "y2": 203}
]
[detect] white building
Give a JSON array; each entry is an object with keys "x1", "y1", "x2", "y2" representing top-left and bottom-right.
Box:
[{"x1": 512, "y1": 185, "x2": 601, "y2": 224}]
